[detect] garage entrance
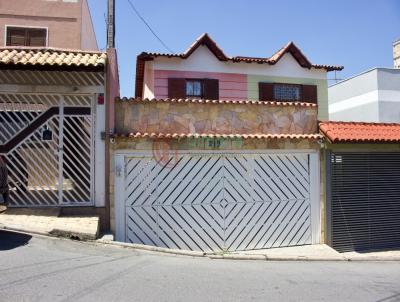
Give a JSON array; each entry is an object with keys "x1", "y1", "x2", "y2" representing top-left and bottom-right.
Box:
[
  {"x1": 115, "y1": 151, "x2": 320, "y2": 252},
  {"x1": 328, "y1": 152, "x2": 400, "y2": 252}
]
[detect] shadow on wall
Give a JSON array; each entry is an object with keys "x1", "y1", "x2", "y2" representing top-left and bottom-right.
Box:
[{"x1": 0, "y1": 230, "x2": 31, "y2": 251}]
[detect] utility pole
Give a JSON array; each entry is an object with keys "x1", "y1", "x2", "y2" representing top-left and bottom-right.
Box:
[{"x1": 107, "y1": 0, "x2": 115, "y2": 48}]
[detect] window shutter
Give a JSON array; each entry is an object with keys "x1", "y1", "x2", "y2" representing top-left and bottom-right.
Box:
[
  {"x1": 203, "y1": 79, "x2": 219, "y2": 100},
  {"x1": 168, "y1": 78, "x2": 186, "y2": 98},
  {"x1": 302, "y1": 85, "x2": 318, "y2": 104},
  {"x1": 7, "y1": 28, "x2": 26, "y2": 46},
  {"x1": 28, "y1": 29, "x2": 47, "y2": 47},
  {"x1": 259, "y1": 83, "x2": 274, "y2": 101}
]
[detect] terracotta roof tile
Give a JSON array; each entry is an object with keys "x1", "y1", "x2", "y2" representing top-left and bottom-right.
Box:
[
  {"x1": 135, "y1": 33, "x2": 343, "y2": 97},
  {"x1": 137, "y1": 33, "x2": 343, "y2": 72},
  {"x1": 114, "y1": 132, "x2": 322, "y2": 140},
  {"x1": 117, "y1": 97, "x2": 318, "y2": 107},
  {"x1": 319, "y1": 121, "x2": 400, "y2": 143},
  {"x1": 0, "y1": 47, "x2": 106, "y2": 69}
]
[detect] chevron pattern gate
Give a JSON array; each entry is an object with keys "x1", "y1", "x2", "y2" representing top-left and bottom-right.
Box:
[{"x1": 124, "y1": 152, "x2": 312, "y2": 252}]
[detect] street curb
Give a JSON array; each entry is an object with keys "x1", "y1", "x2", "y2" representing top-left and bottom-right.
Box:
[
  {"x1": 49, "y1": 228, "x2": 97, "y2": 241},
  {"x1": 97, "y1": 240, "x2": 400, "y2": 262},
  {"x1": 0, "y1": 224, "x2": 49, "y2": 237},
  {"x1": 97, "y1": 239, "x2": 206, "y2": 257},
  {"x1": 2, "y1": 226, "x2": 400, "y2": 261}
]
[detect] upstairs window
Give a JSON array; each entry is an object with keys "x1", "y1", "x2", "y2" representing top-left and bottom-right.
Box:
[
  {"x1": 273, "y1": 84, "x2": 302, "y2": 101},
  {"x1": 168, "y1": 78, "x2": 219, "y2": 100},
  {"x1": 186, "y1": 80, "x2": 203, "y2": 98},
  {"x1": 6, "y1": 27, "x2": 47, "y2": 47},
  {"x1": 259, "y1": 82, "x2": 317, "y2": 104}
]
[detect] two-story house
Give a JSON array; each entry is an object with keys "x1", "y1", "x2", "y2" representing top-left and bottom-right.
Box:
[
  {"x1": 111, "y1": 34, "x2": 342, "y2": 252},
  {"x1": 0, "y1": 0, "x2": 97, "y2": 50}
]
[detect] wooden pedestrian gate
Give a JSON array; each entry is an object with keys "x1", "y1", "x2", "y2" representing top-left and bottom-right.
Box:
[
  {"x1": 0, "y1": 93, "x2": 94, "y2": 207},
  {"x1": 115, "y1": 151, "x2": 320, "y2": 252}
]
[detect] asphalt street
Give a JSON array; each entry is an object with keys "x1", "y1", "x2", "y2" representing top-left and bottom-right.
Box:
[{"x1": 0, "y1": 230, "x2": 399, "y2": 302}]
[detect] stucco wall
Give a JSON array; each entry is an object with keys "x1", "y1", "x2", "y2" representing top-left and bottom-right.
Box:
[
  {"x1": 0, "y1": 0, "x2": 97, "y2": 50},
  {"x1": 329, "y1": 101, "x2": 379, "y2": 122},
  {"x1": 80, "y1": 0, "x2": 98, "y2": 50},
  {"x1": 328, "y1": 68, "x2": 400, "y2": 122},
  {"x1": 146, "y1": 46, "x2": 329, "y2": 119},
  {"x1": 153, "y1": 46, "x2": 327, "y2": 79},
  {"x1": 248, "y1": 75, "x2": 328, "y2": 120},
  {"x1": 154, "y1": 70, "x2": 247, "y2": 100},
  {"x1": 115, "y1": 101, "x2": 318, "y2": 136}
]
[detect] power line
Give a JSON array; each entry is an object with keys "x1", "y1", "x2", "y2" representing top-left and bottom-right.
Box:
[{"x1": 126, "y1": 0, "x2": 175, "y2": 53}]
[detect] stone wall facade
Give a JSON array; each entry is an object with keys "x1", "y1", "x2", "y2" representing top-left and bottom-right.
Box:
[{"x1": 115, "y1": 100, "x2": 318, "y2": 136}]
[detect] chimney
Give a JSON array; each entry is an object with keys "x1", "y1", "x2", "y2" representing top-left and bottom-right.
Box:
[{"x1": 394, "y1": 39, "x2": 400, "y2": 69}]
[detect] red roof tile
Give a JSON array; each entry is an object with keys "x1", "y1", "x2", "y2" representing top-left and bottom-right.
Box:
[
  {"x1": 114, "y1": 132, "x2": 322, "y2": 140},
  {"x1": 319, "y1": 121, "x2": 400, "y2": 143},
  {"x1": 137, "y1": 34, "x2": 343, "y2": 71},
  {"x1": 116, "y1": 97, "x2": 318, "y2": 107}
]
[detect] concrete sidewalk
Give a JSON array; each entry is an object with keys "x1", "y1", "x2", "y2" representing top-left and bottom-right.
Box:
[
  {"x1": 97, "y1": 237, "x2": 400, "y2": 261},
  {"x1": 0, "y1": 208, "x2": 99, "y2": 240},
  {"x1": 2, "y1": 210, "x2": 399, "y2": 262},
  {"x1": 231, "y1": 244, "x2": 400, "y2": 261}
]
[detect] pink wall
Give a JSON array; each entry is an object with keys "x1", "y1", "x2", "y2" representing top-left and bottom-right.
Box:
[
  {"x1": 0, "y1": 0, "x2": 97, "y2": 50},
  {"x1": 154, "y1": 70, "x2": 248, "y2": 100}
]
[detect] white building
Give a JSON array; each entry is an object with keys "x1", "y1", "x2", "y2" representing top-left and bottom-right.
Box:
[{"x1": 328, "y1": 40, "x2": 400, "y2": 123}]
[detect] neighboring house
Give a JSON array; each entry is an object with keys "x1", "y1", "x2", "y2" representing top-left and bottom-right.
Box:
[
  {"x1": 111, "y1": 33, "x2": 342, "y2": 252},
  {"x1": 0, "y1": 48, "x2": 119, "y2": 232},
  {"x1": 319, "y1": 121, "x2": 400, "y2": 252},
  {"x1": 0, "y1": 0, "x2": 119, "y2": 232},
  {"x1": 394, "y1": 39, "x2": 400, "y2": 69},
  {"x1": 320, "y1": 41, "x2": 400, "y2": 253},
  {"x1": 329, "y1": 68, "x2": 400, "y2": 122},
  {"x1": 0, "y1": 0, "x2": 97, "y2": 50},
  {"x1": 328, "y1": 41, "x2": 400, "y2": 123}
]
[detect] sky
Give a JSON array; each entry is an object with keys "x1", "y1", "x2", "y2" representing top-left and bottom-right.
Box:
[{"x1": 88, "y1": 0, "x2": 400, "y2": 98}]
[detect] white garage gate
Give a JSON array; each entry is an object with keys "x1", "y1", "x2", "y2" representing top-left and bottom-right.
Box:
[{"x1": 115, "y1": 151, "x2": 320, "y2": 252}]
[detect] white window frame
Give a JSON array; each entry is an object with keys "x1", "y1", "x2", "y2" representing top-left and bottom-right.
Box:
[{"x1": 4, "y1": 25, "x2": 49, "y2": 47}]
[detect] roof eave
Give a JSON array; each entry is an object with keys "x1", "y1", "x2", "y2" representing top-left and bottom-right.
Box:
[{"x1": 0, "y1": 63, "x2": 104, "y2": 72}]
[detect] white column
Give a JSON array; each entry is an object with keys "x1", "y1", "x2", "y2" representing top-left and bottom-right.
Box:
[
  {"x1": 309, "y1": 152, "x2": 321, "y2": 244},
  {"x1": 114, "y1": 154, "x2": 126, "y2": 242}
]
